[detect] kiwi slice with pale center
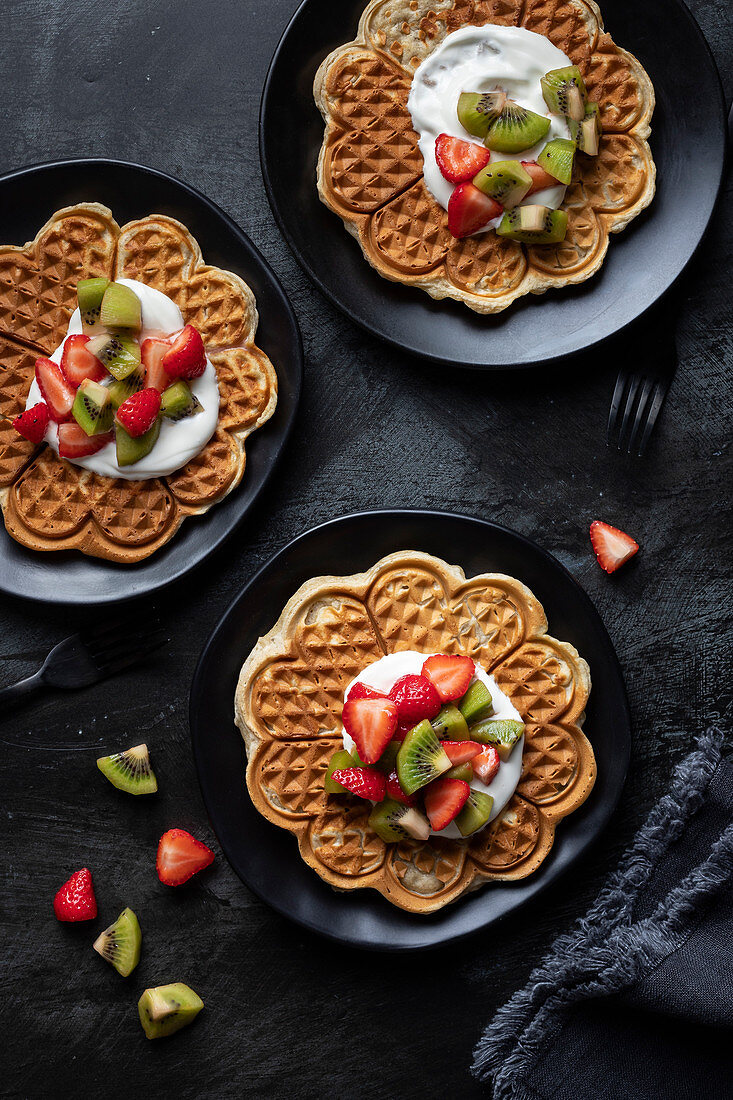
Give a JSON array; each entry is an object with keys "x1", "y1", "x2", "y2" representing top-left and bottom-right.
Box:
[
  {"x1": 485, "y1": 102, "x2": 550, "y2": 154},
  {"x1": 96, "y1": 743, "x2": 158, "y2": 794},
  {"x1": 396, "y1": 719, "x2": 451, "y2": 796},
  {"x1": 368, "y1": 797, "x2": 431, "y2": 842},
  {"x1": 138, "y1": 983, "x2": 204, "y2": 1040},
  {"x1": 457, "y1": 90, "x2": 506, "y2": 138},
  {"x1": 469, "y1": 718, "x2": 524, "y2": 760},
  {"x1": 473, "y1": 159, "x2": 533, "y2": 209},
  {"x1": 93, "y1": 907, "x2": 142, "y2": 977},
  {"x1": 496, "y1": 205, "x2": 568, "y2": 244},
  {"x1": 537, "y1": 138, "x2": 575, "y2": 185},
  {"x1": 455, "y1": 789, "x2": 495, "y2": 836},
  {"x1": 457, "y1": 681, "x2": 494, "y2": 724},
  {"x1": 86, "y1": 334, "x2": 141, "y2": 381},
  {"x1": 431, "y1": 704, "x2": 469, "y2": 741},
  {"x1": 72, "y1": 379, "x2": 113, "y2": 436},
  {"x1": 540, "y1": 65, "x2": 587, "y2": 122},
  {"x1": 107, "y1": 368, "x2": 145, "y2": 410},
  {"x1": 77, "y1": 277, "x2": 110, "y2": 332},
  {"x1": 570, "y1": 101, "x2": 602, "y2": 156}
]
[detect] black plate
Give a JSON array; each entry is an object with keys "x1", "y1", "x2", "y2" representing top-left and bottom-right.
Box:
[
  {"x1": 0, "y1": 159, "x2": 302, "y2": 605},
  {"x1": 190, "y1": 510, "x2": 630, "y2": 951},
  {"x1": 260, "y1": 0, "x2": 726, "y2": 368}
]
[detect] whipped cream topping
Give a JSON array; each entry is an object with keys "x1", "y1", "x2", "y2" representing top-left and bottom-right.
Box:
[
  {"x1": 25, "y1": 279, "x2": 220, "y2": 479},
  {"x1": 407, "y1": 25, "x2": 573, "y2": 232},
  {"x1": 342, "y1": 651, "x2": 524, "y2": 839}
]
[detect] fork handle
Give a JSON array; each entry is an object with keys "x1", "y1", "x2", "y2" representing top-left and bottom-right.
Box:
[{"x1": 0, "y1": 670, "x2": 45, "y2": 708}]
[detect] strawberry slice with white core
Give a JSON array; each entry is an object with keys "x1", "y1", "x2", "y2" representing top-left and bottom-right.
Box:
[
  {"x1": 346, "y1": 681, "x2": 388, "y2": 702},
  {"x1": 435, "y1": 133, "x2": 491, "y2": 184},
  {"x1": 341, "y1": 696, "x2": 398, "y2": 765},
  {"x1": 442, "y1": 740, "x2": 482, "y2": 766},
  {"x1": 472, "y1": 744, "x2": 500, "y2": 785},
  {"x1": 521, "y1": 160, "x2": 558, "y2": 195},
  {"x1": 58, "y1": 422, "x2": 113, "y2": 459},
  {"x1": 60, "y1": 334, "x2": 107, "y2": 387},
  {"x1": 13, "y1": 402, "x2": 50, "y2": 444},
  {"x1": 156, "y1": 828, "x2": 215, "y2": 886},
  {"x1": 424, "y1": 777, "x2": 471, "y2": 831},
  {"x1": 422, "y1": 654, "x2": 476, "y2": 703},
  {"x1": 330, "y1": 767, "x2": 386, "y2": 801},
  {"x1": 447, "y1": 183, "x2": 502, "y2": 239},
  {"x1": 589, "y1": 520, "x2": 639, "y2": 574},
  {"x1": 161, "y1": 324, "x2": 206, "y2": 380},
  {"x1": 141, "y1": 337, "x2": 172, "y2": 392},
  {"x1": 35, "y1": 357, "x2": 75, "y2": 422}
]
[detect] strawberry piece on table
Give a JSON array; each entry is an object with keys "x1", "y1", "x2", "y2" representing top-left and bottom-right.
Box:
[
  {"x1": 389, "y1": 673, "x2": 441, "y2": 725},
  {"x1": 521, "y1": 160, "x2": 558, "y2": 195},
  {"x1": 58, "y1": 422, "x2": 113, "y2": 459},
  {"x1": 116, "y1": 388, "x2": 161, "y2": 437},
  {"x1": 346, "y1": 681, "x2": 387, "y2": 702},
  {"x1": 590, "y1": 520, "x2": 639, "y2": 574},
  {"x1": 330, "y1": 766, "x2": 386, "y2": 801},
  {"x1": 424, "y1": 777, "x2": 471, "y2": 831},
  {"x1": 342, "y1": 696, "x2": 398, "y2": 764},
  {"x1": 161, "y1": 325, "x2": 206, "y2": 380},
  {"x1": 435, "y1": 133, "x2": 491, "y2": 183},
  {"x1": 53, "y1": 867, "x2": 97, "y2": 922},
  {"x1": 447, "y1": 182, "x2": 502, "y2": 238},
  {"x1": 385, "y1": 770, "x2": 416, "y2": 806},
  {"x1": 60, "y1": 334, "x2": 107, "y2": 387},
  {"x1": 442, "y1": 740, "x2": 482, "y2": 765},
  {"x1": 156, "y1": 828, "x2": 215, "y2": 886},
  {"x1": 472, "y1": 744, "x2": 500, "y2": 785},
  {"x1": 35, "y1": 357, "x2": 75, "y2": 422},
  {"x1": 422, "y1": 654, "x2": 475, "y2": 702},
  {"x1": 142, "y1": 337, "x2": 172, "y2": 392},
  {"x1": 13, "y1": 402, "x2": 50, "y2": 444}
]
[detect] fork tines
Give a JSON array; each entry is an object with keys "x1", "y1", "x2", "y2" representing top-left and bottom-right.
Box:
[{"x1": 607, "y1": 371, "x2": 669, "y2": 457}]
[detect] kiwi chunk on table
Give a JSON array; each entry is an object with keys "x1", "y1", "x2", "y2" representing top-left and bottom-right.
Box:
[
  {"x1": 96, "y1": 743, "x2": 157, "y2": 794},
  {"x1": 93, "y1": 907, "x2": 141, "y2": 977}
]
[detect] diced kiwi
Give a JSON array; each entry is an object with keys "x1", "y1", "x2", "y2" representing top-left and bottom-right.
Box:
[
  {"x1": 455, "y1": 789, "x2": 495, "y2": 836},
  {"x1": 396, "y1": 719, "x2": 451, "y2": 796},
  {"x1": 445, "y1": 762, "x2": 474, "y2": 782},
  {"x1": 469, "y1": 718, "x2": 524, "y2": 760},
  {"x1": 457, "y1": 681, "x2": 494, "y2": 724},
  {"x1": 473, "y1": 159, "x2": 532, "y2": 208},
  {"x1": 100, "y1": 282, "x2": 142, "y2": 331},
  {"x1": 97, "y1": 743, "x2": 158, "y2": 794},
  {"x1": 485, "y1": 102, "x2": 550, "y2": 154},
  {"x1": 570, "y1": 101, "x2": 602, "y2": 155},
  {"x1": 537, "y1": 138, "x2": 575, "y2": 185},
  {"x1": 431, "y1": 704, "x2": 469, "y2": 741},
  {"x1": 496, "y1": 205, "x2": 568, "y2": 244},
  {"x1": 368, "y1": 798, "x2": 431, "y2": 842},
  {"x1": 374, "y1": 739, "x2": 401, "y2": 775},
  {"x1": 77, "y1": 277, "x2": 110, "y2": 331},
  {"x1": 160, "y1": 380, "x2": 203, "y2": 421},
  {"x1": 107, "y1": 368, "x2": 145, "y2": 410},
  {"x1": 86, "y1": 334, "x2": 141, "y2": 381},
  {"x1": 138, "y1": 983, "x2": 203, "y2": 1040},
  {"x1": 325, "y1": 749, "x2": 359, "y2": 793},
  {"x1": 115, "y1": 419, "x2": 161, "y2": 467},
  {"x1": 93, "y1": 907, "x2": 142, "y2": 977},
  {"x1": 541, "y1": 66, "x2": 586, "y2": 122},
  {"x1": 72, "y1": 379, "x2": 113, "y2": 436},
  {"x1": 457, "y1": 90, "x2": 505, "y2": 138}
]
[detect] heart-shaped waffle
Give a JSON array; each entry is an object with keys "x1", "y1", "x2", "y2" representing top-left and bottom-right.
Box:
[
  {"x1": 0, "y1": 204, "x2": 278, "y2": 562},
  {"x1": 314, "y1": 0, "x2": 655, "y2": 313},
  {"x1": 235, "y1": 551, "x2": 595, "y2": 913}
]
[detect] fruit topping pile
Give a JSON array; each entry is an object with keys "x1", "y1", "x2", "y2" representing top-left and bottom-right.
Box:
[
  {"x1": 324, "y1": 654, "x2": 525, "y2": 841},
  {"x1": 438, "y1": 66, "x2": 601, "y2": 241},
  {"x1": 13, "y1": 278, "x2": 206, "y2": 466}
]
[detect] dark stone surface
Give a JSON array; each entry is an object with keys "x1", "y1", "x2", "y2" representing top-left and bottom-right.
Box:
[{"x1": 2, "y1": 1, "x2": 731, "y2": 1097}]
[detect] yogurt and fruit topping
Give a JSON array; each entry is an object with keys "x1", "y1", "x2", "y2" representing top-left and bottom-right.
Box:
[
  {"x1": 323, "y1": 652, "x2": 525, "y2": 841},
  {"x1": 14, "y1": 278, "x2": 219, "y2": 478},
  {"x1": 406, "y1": 25, "x2": 601, "y2": 242}
]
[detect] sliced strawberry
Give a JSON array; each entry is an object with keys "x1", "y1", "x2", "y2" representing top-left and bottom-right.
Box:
[
  {"x1": 424, "y1": 777, "x2": 471, "y2": 831},
  {"x1": 521, "y1": 160, "x2": 558, "y2": 195},
  {"x1": 35, "y1": 357, "x2": 75, "y2": 422},
  {"x1": 161, "y1": 324, "x2": 206, "y2": 380},
  {"x1": 60, "y1": 334, "x2": 107, "y2": 387},
  {"x1": 473, "y1": 744, "x2": 500, "y2": 785},
  {"x1": 442, "y1": 740, "x2": 482, "y2": 765},
  {"x1": 116, "y1": 388, "x2": 161, "y2": 437},
  {"x1": 589, "y1": 520, "x2": 639, "y2": 574},
  {"x1": 156, "y1": 828, "x2": 215, "y2": 886},
  {"x1": 142, "y1": 337, "x2": 173, "y2": 392},
  {"x1": 341, "y1": 696, "x2": 398, "y2": 765},
  {"x1": 58, "y1": 422, "x2": 113, "y2": 459},
  {"x1": 393, "y1": 716, "x2": 416, "y2": 742},
  {"x1": 435, "y1": 133, "x2": 491, "y2": 183},
  {"x1": 13, "y1": 402, "x2": 50, "y2": 444},
  {"x1": 447, "y1": 183, "x2": 502, "y2": 239},
  {"x1": 385, "y1": 769, "x2": 416, "y2": 806},
  {"x1": 53, "y1": 867, "x2": 97, "y2": 922},
  {"x1": 422, "y1": 654, "x2": 476, "y2": 702},
  {"x1": 330, "y1": 766, "x2": 386, "y2": 801},
  {"x1": 346, "y1": 681, "x2": 388, "y2": 702},
  {"x1": 388, "y1": 673, "x2": 441, "y2": 725}
]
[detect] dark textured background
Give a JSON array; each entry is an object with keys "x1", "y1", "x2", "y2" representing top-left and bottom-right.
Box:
[{"x1": 2, "y1": 1, "x2": 731, "y2": 1097}]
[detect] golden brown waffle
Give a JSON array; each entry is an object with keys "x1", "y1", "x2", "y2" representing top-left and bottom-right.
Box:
[
  {"x1": 0, "y1": 204, "x2": 278, "y2": 562},
  {"x1": 314, "y1": 0, "x2": 655, "y2": 313},
  {"x1": 235, "y1": 551, "x2": 595, "y2": 913}
]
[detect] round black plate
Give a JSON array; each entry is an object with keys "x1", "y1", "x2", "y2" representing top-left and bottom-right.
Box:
[
  {"x1": 260, "y1": 0, "x2": 726, "y2": 368},
  {"x1": 190, "y1": 510, "x2": 630, "y2": 951},
  {"x1": 0, "y1": 159, "x2": 302, "y2": 605}
]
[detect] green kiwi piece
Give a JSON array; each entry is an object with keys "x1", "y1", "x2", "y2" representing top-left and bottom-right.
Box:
[
  {"x1": 72, "y1": 379, "x2": 113, "y2": 436},
  {"x1": 457, "y1": 90, "x2": 506, "y2": 138},
  {"x1": 469, "y1": 718, "x2": 524, "y2": 760},
  {"x1": 455, "y1": 789, "x2": 495, "y2": 836},
  {"x1": 445, "y1": 762, "x2": 474, "y2": 782},
  {"x1": 368, "y1": 798, "x2": 431, "y2": 842},
  {"x1": 473, "y1": 159, "x2": 532, "y2": 208},
  {"x1": 457, "y1": 681, "x2": 494, "y2": 724},
  {"x1": 115, "y1": 419, "x2": 161, "y2": 467},
  {"x1": 96, "y1": 743, "x2": 158, "y2": 794},
  {"x1": 160, "y1": 380, "x2": 203, "y2": 421},
  {"x1": 540, "y1": 65, "x2": 587, "y2": 121},
  {"x1": 496, "y1": 205, "x2": 568, "y2": 244},
  {"x1": 537, "y1": 138, "x2": 575, "y2": 185},
  {"x1": 77, "y1": 277, "x2": 110, "y2": 331},
  {"x1": 396, "y1": 719, "x2": 451, "y2": 796},
  {"x1": 93, "y1": 907, "x2": 142, "y2": 977},
  {"x1": 107, "y1": 368, "x2": 145, "y2": 410},
  {"x1": 431, "y1": 704, "x2": 469, "y2": 741},
  {"x1": 324, "y1": 749, "x2": 359, "y2": 793},
  {"x1": 485, "y1": 102, "x2": 550, "y2": 154},
  {"x1": 100, "y1": 282, "x2": 142, "y2": 331},
  {"x1": 138, "y1": 983, "x2": 203, "y2": 1040},
  {"x1": 375, "y1": 739, "x2": 401, "y2": 775},
  {"x1": 86, "y1": 334, "x2": 141, "y2": 381},
  {"x1": 570, "y1": 101, "x2": 602, "y2": 155}
]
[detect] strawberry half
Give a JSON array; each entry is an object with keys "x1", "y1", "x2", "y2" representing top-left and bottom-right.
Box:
[
  {"x1": 330, "y1": 766, "x2": 386, "y2": 801},
  {"x1": 13, "y1": 402, "x2": 50, "y2": 444},
  {"x1": 161, "y1": 325, "x2": 206, "y2": 380},
  {"x1": 521, "y1": 160, "x2": 558, "y2": 195},
  {"x1": 447, "y1": 183, "x2": 502, "y2": 239},
  {"x1": 435, "y1": 133, "x2": 491, "y2": 183},
  {"x1": 116, "y1": 388, "x2": 161, "y2": 437},
  {"x1": 472, "y1": 744, "x2": 500, "y2": 785},
  {"x1": 60, "y1": 334, "x2": 107, "y2": 387},
  {"x1": 388, "y1": 673, "x2": 441, "y2": 725},
  {"x1": 58, "y1": 422, "x2": 113, "y2": 459},
  {"x1": 142, "y1": 337, "x2": 172, "y2": 392},
  {"x1": 53, "y1": 867, "x2": 97, "y2": 922},
  {"x1": 442, "y1": 740, "x2": 482, "y2": 765},
  {"x1": 346, "y1": 681, "x2": 388, "y2": 702},
  {"x1": 422, "y1": 654, "x2": 475, "y2": 702},
  {"x1": 341, "y1": 696, "x2": 398, "y2": 765},
  {"x1": 35, "y1": 357, "x2": 75, "y2": 422},
  {"x1": 424, "y1": 777, "x2": 471, "y2": 831},
  {"x1": 156, "y1": 828, "x2": 215, "y2": 886},
  {"x1": 590, "y1": 520, "x2": 639, "y2": 574},
  {"x1": 385, "y1": 769, "x2": 416, "y2": 806}
]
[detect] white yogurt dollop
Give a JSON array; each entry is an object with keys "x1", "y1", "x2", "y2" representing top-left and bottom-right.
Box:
[
  {"x1": 26, "y1": 278, "x2": 220, "y2": 479},
  {"x1": 407, "y1": 25, "x2": 574, "y2": 231},
  {"x1": 343, "y1": 651, "x2": 524, "y2": 838}
]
